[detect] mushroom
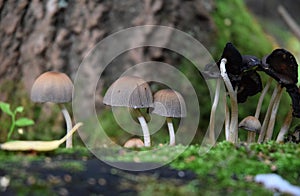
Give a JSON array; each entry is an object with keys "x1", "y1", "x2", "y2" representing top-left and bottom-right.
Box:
[
  {"x1": 31, "y1": 71, "x2": 74, "y2": 148},
  {"x1": 202, "y1": 63, "x2": 222, "y2": 144},
  {"x1": 123, "y1": 138, "x2": 144, "y2": 148},
  {"x1": 218, "y1": 43, "x2": 242, "y2": 143},
  {"x1": 239, "y1": 116, "x2": 261, "y2": 143},
  {"x1": 103, "y1": 76, "x2": 153, "y2": 147},
  {"x1": 151, "y1": 89, "x2": 186, "y2": 146},
  {"x1": 258, "y1": 48, "x2": 299, "y2": 142}
]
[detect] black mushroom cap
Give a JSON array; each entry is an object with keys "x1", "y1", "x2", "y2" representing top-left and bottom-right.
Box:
[
  {"x1": 218, "y1": 42, "x2": 243, "y2": 77},
  {"x1": 285, "y1": 85, "x2": 300, "y2": 118},
  {"x1": 261, "y1": 49, "x2": 298, "y2": 86},
  {"x1": 260, "y1": 48, "x2": 300, "y2": 117},
  {"x1": 237, "y1": 71, "x2": 263, "y2": 103},
  {"x1": 241, "y1": 55, "x2": 261, "y2": 72},
  {"x1": 217, "y1": 43, "x2": 262, "y2": 103}
]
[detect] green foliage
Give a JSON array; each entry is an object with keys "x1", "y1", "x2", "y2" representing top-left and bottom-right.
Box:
[
  {"x1": 0, "y1": 101, "x2": 34, "y2": 141},
  {"x1": 100, "y1": 141, "x2": 300, "y2": 194},
  {"x1": 211, "y1": 0, "x2": 273, "y2": 58}
]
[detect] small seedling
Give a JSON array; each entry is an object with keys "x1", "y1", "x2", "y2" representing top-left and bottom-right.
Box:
[{"x1": 0, "y1": 101, "x2": 34, "y2": 141}]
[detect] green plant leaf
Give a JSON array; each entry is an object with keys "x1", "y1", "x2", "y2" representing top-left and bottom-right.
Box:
[
  {"x1": 0, "y1": 102, "x2": 13, "y2": 116},
  {"x1": 15, "y1": 106, "x2": 24, "y2": 113},
  {"x1": 15, "y1": 118, "x2": 34, "y2": 127}
]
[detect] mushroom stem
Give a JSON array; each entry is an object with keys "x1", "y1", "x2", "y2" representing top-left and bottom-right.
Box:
[
  {"x1": 264, "y1": 86, "x2": 283, "y2": 141},
  {"x1": 257, "y1": 84, "x2": 281, "y2": 143},
  {"x1": 247, "y1": 132, "x2": 256, "y2": 143},
  {"x1": 224, "y1": 93, "x2": 230, "y2": 141},
  {"x1": 276, "y1": 107, "x2": 293, "y2": 143},
  {"x1": 134, "y1": 109, "x2": 151, "y2": 147},
  {"x1": 209, "y1": 78, "x2": 221, "y2": 144},
  {"x1": 254, "y1": 78, "x2": 273, "y2": 119},
  {"x1": 220, "y1": 58, "x2": 238, "y2": 143},
  {"x1": 61, "y1": 104, "x2": 73, "y2": 148},
  {"x1": 166, "y1": 117, "x2": 175, "y2": 146}
]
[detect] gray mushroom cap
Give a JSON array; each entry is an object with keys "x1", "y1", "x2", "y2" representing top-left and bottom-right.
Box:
[
  {"x1": 103, "y1": 76, "x2": 153, "y2": 108},
  {"x1": 151, "y1": 89, "x2": 186, "y2": 118},
  {"x1": 239, "y1": 116, "x2": 261, "y2": 133},
  {"x1": 31, "y1": 71, "x2": 73, "y2": 103}
]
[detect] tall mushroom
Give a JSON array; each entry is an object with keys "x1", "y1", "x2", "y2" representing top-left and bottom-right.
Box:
[
  {"x1": 31, "y1": 71, "x2": 74, "y2": 148},
  {"x1": 258, "y1": 48, "x2": 300, "y2": 142},
  {"x1": 151, "y1": 89, "x2": 186, "y2": 146},
  {"x1": 103, "y1": 76, "x2": 153, "y2": 147}
]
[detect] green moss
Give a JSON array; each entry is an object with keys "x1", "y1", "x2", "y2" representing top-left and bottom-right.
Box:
[{"x1": 211, "y1": 0, "x2": 273, "y2": 58}]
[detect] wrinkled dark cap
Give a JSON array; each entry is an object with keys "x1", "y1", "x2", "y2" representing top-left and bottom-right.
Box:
[
  {"x1": 261, "y1": 49, "x2": 298, "y2": 86},
  {"x1": 218, "y1": 42, "x2": 243, "y2": 77},
  {"x1": 242, "y1": 55, "x2": 261, "y2": 72},
  {"x1": 285, "y1": 85, "x2": 300, "y2": 118},
  {"x1": 237, "y1": 71, "x2": 262, "y2": 103}
]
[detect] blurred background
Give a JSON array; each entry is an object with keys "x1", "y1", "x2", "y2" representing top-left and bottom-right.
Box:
[{"x1": 0, "y1": 0, "x2": 299, "y2": 144}]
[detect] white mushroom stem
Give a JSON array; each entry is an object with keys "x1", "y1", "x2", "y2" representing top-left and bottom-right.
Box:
[
  {"x1": 264, "y1": 86, "x2": 283, "y2": 141},
  {"x1": 209, "y1": 78, "x2": 221, "y2": 144},
  {"x1": 132, "y1": 108, "x2": 151, "y2": 147},
  {"x1": 220, "y1": 58, "x2": 238, "y2": 143},
  {"x1": 166, "y1": 117, "x2": 175, "y2": 146},
  {"x1": 61, "y1": 105, "x2": 73, "y2": 148},
  {"x1": 258, "y1": 84, "x2": 281, "y2": 143},
  {"x1": 137, "y1": 116, "x2": 151, "y2": 147},
  {"x1": 224, "y1": 93, "x2": 230, "y2": 141},
  {"x1": 276, "y1": 108, "x2": 293, "y2": 143}
]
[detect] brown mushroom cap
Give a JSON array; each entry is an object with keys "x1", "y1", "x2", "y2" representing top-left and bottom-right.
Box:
[
  {"x1": 239, "y1": 116, "x2": 261, "y2": 133},
  {"x1": 103, "y1": 76, "x2": 153, "y2": 108},
  {"x1": 31, "y1": 71, "x2": 73, "y2": 103},
  {"x1": 151, "y1": 89, "x2": 186, "y2": 118}
]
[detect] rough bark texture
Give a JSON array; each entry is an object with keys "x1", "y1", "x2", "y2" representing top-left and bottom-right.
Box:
[{"x1": 0, "y1": 0, "x2": 216, "y2": 100}]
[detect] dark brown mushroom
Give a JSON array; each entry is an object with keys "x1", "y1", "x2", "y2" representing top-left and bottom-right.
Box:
[
  {"x1": 31, "y1": 71, "x2": 74, "y2": 148},
  {"x1": 151, "y1": 89, "x2": 186, "y2": 146},
  {"x1": 103, "y1": 76, "x2": 153, "y2": 147}
]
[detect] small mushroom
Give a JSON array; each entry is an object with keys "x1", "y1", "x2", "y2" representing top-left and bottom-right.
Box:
[
  {"x1": 31, "y1": 71, "x2": 74, "y2": 148},
  {"x1": 239, "y1": 116, "x2": 261, "y2": 143},
  {"x1": 103, "y1": 76, "x2": 153, "y2": 147},
  {"x1": 123, "y1": 138, "x2": 144, "y2": 148},
  {"x1": 151, "y1": 89, "x2": 186, "y2": 146}
]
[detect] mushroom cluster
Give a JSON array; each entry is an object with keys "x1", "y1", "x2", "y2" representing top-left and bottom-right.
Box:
[
  {"x1": 103, "y1": 76, "x2": 186, "y2": 147},
  {"x1": 211, "y1": 42, "x2": 300, "y2": 144}
]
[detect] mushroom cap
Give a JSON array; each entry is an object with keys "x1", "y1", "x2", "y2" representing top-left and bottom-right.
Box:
[
  {"x1": 261, "y1": 49, "x2": 298, "y2": 86},
  {"x1": 151, "y1": 89, "x2": 186, "y2": 118},
  {"x1": 239, "y1": 116, "x2": 261, "y2": 133},
  {"x1": 124, "y1": 138, "x2": 144, "y2": 148},
  {"x1": 31, "y1": 71, "x2": 73, "y2": 103},
  {"x1": 241, "y1": 55, "x2": 261, "y2": 72},
  {"x1": 218, "y1": 42, "x2": 243, "y2": 76},
  {"x1": 103, "y1": 76, "x2": 153, "y2": 108},
  {"x1": 237, "y1": 70, "x2": 262, "y2": 103}
]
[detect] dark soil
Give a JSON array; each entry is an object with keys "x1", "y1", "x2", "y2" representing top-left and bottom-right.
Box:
[{"x1": 1, "y1": 154, "x2": 197, "y2": 196}]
